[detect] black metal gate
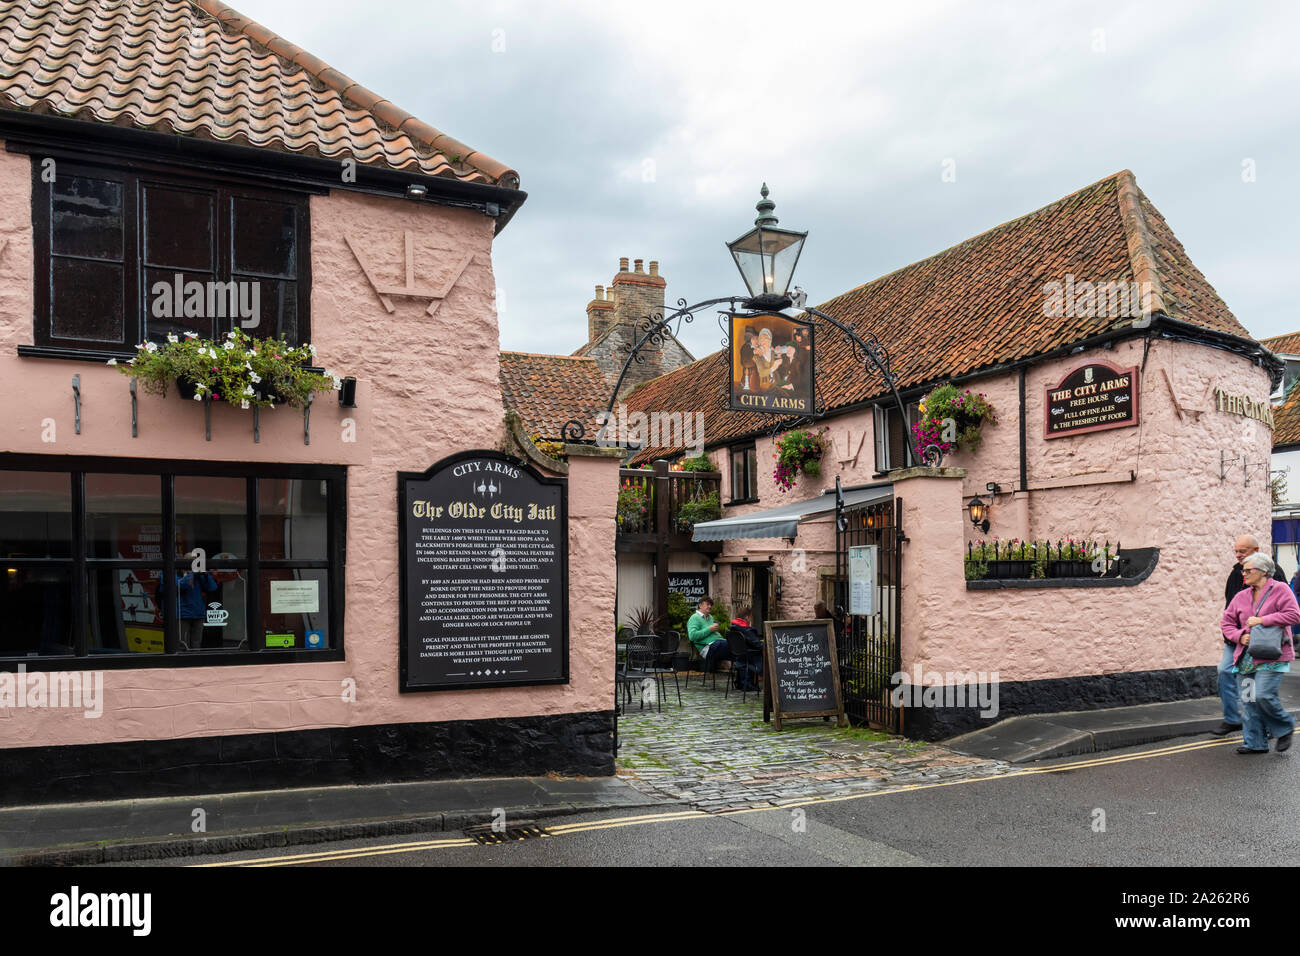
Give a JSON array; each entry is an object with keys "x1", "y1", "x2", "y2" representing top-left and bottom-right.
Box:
[{"x1": 834, "y1": 494, "x2": 903, "y2": 732}]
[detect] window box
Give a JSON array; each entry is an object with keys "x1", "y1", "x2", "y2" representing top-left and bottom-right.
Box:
[
  {"x1": 985, "y1": 559, "x2": 1035, "y2": 580},
  {"x1": 1046, "y1": 559, "x2": 1094, "y2": 578}
]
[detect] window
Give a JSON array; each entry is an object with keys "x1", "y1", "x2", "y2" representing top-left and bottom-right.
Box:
[
  {"x1": 729, "y1": 443, "x2": 758, "y2": 503},
  {"x1": 873, "y1": 402, "x2": 921, "y2": 473},
  {"x1": 33, "y1": 159, "x2": 311, "y2": 355},
  {"x1": 0, "y1": 457, "x2": 344, "y2": 668}
]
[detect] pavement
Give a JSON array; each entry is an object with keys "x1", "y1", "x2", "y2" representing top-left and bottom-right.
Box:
[{"x1": 6, "y1": 674, "x2": 1296, "y2": 866}]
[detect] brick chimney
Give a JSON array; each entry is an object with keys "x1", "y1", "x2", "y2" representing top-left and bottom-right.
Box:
[
  {"x1": 609, "y1": 256, "x2": 666, "y2": 334},
  {"x1": 586, "y1": 285, "x2": 615, "y2": 342}
]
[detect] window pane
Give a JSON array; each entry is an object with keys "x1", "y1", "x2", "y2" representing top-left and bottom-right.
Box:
[
  {"x1": 260, "y1": 568, "x2": 329, "y2": 650},
  {"x1": 259, "y1": 478, "x2": 328, "y2": 560},
  {"x1": 51, "y1": 258, "x2": 124, "y2": 342},
  {"x1": 88, "y1": 567, "x2": 164, "y2": 655},
  {"x1": 86, "y1": 474, "x2": 161, "y2": 559},
  {"x1": 233, "y1": 197, "x2": 296, "y2": 277},
  {"x1": 0, "y1": 567, "x2": 73, "y2": 657},
  {"x1": 745, "y1": 448, "x2": 757, "y2": 498},
  {"x1": 176, "y1": 568, "x2": 250, "y2": 652},
  {"x1": 143, "y1": 184, "x2": 214, "y2": 271},
  {"x1": 0, "y1": 471, "x2": 72, "y2": 558},
  {"x1": 52, "y1": 175, "x2": 122, "y2": 260},
  {"x1": 731, "y1": 451, "x2": 743, "y2": 500},
  {"x1": 234, "y1": 275, "x2": 297, "y2": 342},
  {"x1": 176, "y1": 476, "x2": 247, "y2": 562},
  {"x1": 144, "y1": 268, "x2": 219, "y2": 342}
]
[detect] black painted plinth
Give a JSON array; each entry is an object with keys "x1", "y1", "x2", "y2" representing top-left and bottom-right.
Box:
[
  {"x1": 0, "y1": 710, "x2": 616, "y2": 806},
  {"x1": 901, "y1": 666, "x2": 1216, "y2": 741}
]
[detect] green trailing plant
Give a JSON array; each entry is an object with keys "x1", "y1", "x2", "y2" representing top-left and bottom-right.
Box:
[
  {"x1": 675, "y1": 490, "x2": 722, "y2": 532},
  {"x1": 964, "y1": 548, "x2": 989, "y2": 581},
  {"x1": 773, "y1": 427, "x2": 829, "y2": 492},
  {"x1": 914, "y1": 383, "x2": 997, "y2": 459},
  {"x1": 113, "y1": 328, "x2": 340, "y2": 409}
]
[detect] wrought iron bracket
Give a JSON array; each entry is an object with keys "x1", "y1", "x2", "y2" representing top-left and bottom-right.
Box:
[
  {"x1": 304, "y1": 393, "x2": 313, "y2": 445},
  {"x1": 129, "y1": 379, "x2": 137, "y2": 437},
  {"x1": 253, "y1": 404, "x2": 261, "y2": 443},
  {"x1": 72, "y1": 374, "x2": 81, "y2": 435},
  {"x1": 203, "y1": 395, "x2": 212, "y2": 441}
]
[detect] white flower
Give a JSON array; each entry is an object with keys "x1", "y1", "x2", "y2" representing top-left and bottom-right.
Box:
[
  {"x1": 308, "y1": 343, "x2": 317, "y2": 358},
  {"x1": 184, "y1": 331, "x2": 198, "y2": 339},
  {"x1": 239, "y1": 399, "x2": 249, "y2": 409},
  {"x1": 192, "y1": 392, "x2": 203, "y2": 402},
  {"x1": 226, "y1": 330, "x2": 237, "y2": 340},
  {"x1": 243, "y1": 385, "x2": 255, "y2": 396},
  {"x1": 167, "y1": 333, "x2": 178, "y2": 343},
  {"x1": 331, "y1": 376, "x2": 342, "y2": 391},
  {"x1": 250, "y1": 372, "x2": 262, "y2": 384},
  {"x1": 222, "y1": 341, "x2": 235, "y2": 350},
  {"x1": 106, "y1": 358, "x2": 117, "y2": 366},
  {"x1": 144, "y1": 342, "x2": 158, "y2": 353}
]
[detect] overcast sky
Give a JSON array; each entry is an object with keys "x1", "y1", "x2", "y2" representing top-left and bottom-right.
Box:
[{"x1": 249, "y1": 0, "x2": 1299, "y2": 359}]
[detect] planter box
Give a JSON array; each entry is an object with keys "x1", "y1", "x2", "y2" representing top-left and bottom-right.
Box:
[
  {"x1": 175, "y1": 376, "x2": 202, "y2": 401},
  {"x1": 985, "y1": 559, "x2": 1034, "y2": 579},
  {"x1": 1047, "y1": 560, "x2": 1094, "y2": 578}
]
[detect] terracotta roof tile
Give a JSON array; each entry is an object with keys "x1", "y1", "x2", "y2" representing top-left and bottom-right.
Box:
[
  {"x1": 499, "y1": 352, "x2": 610, "y2": 441},
  {"x1": 0, "y1": 0, "x2": 518, "y2": 187},
  {"x1": 625, "y1": 171, "x2": 1257, "y2": 463},
  {"x1": 1263, "y1": 332, "x2": 1300, "y2": 357}
]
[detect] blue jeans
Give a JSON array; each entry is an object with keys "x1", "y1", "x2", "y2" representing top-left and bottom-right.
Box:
[
  {"x1": 1237, "y1": 669, "x2": 1295, "y2": 750},
  {"x1": 1219, "y1": 642, "x2": 1242, "y2": 724}
]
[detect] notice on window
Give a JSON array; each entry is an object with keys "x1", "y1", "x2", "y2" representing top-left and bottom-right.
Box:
[
  {"x1": 270, "y1": 580, "x2": 319, "y2": 614},
  {"x1": 399, "y1": 451, "x2": 569, "y2": 692},
  {"x1": 848, "y1": 545, "x2": 877, "y2": 616}
]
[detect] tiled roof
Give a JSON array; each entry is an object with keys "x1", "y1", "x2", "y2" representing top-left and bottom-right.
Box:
[
  {"x1": 0, "y1": 0, "x2": 517, "y2": 187},
  {"x1": 626, "y1": 170, "x2": 1258, "y2": 463},
  {"x1": 1263, "y1": 332, "x2": 1300, "y2": 357},
  {"x1": 499, "y1": 352, "x2": 610, "y2": 441},
  {"x1": 1274, "y1": 381, "x2": 1300, "y2": 448}
]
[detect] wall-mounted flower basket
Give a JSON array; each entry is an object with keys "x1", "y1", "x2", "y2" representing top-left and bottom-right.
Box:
[
  {"x1": 113, "y1": 329, "x2": 343, "y2": 443},
  {"x1": 914, "y1": 384, "x2": 997, "y2": 464},
  {"x1": 774, "y1": 426, "x2": 829, "y2": 493}
]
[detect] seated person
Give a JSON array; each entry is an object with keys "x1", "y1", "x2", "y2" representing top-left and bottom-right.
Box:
[
  {"x1": 729, "y1": 606, "x2": 764, "y2": 690},
  {"x1": 687, "y1": 596, "x2": 730, "y2": 673}
]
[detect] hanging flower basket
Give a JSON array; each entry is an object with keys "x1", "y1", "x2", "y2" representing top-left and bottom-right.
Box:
[
  {"x1": 913, "y1": 384, "x2": 997, "y2": 463},
  {"x1": 773, "y1": 427, "x2": 829, "y2": 493}
]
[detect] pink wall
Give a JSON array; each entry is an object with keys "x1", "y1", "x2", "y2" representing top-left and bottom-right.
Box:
[
  {"x1": 0, "y1": 144, "x2": 617, "y2": 746},
  {"x1": 696, "y1": 333, "x2": 1272, "y2": 682}
]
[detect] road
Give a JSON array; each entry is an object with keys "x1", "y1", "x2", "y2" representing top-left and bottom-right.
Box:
[{"x1": 115, "y1": 735, "x2": 1299, "y2": 868}]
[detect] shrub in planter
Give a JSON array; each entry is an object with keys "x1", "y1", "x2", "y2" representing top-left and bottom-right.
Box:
[
  {"x1": 617, "y1": 481, "x2": 651, "y2": 529},
  {"x1": 675, "y1": 490, "x2": 722, "y2": 533},
  {"x1": 773, "y1": 427, "x2": 829, "y2": 492}
]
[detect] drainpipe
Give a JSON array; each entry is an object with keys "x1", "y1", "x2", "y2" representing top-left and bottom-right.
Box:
[
  {"x1": 1019, "y1": 366, "x2": 1028, "y2": 492},
  {"x1": 654, "y1": 460, "x2": 670, "y2": 627}
]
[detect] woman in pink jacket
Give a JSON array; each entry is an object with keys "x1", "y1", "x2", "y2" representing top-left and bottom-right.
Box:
[{"x1": 1220, "y1": 553, "x2": 1298, "y2": 754}]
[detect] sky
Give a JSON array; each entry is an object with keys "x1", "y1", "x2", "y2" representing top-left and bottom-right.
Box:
[{"x1": 243, "y1": 0, "x2": 1299, "y2": 359}]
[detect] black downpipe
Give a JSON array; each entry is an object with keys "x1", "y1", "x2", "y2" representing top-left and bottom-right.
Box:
[{"x1": 1019, "y1": 366, "x2": 1028, "y2": 492}]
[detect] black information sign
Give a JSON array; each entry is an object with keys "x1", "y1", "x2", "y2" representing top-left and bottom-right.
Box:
[
  {"x1": 398, "y1": 450, "x2": 568, "y2": 692},
  {"x1": 1044, "y1": 362, "x2": 1139, "y2": 439},
  {"x1": 667, "y1": 572, "x2": 709, "y2": 603},
  {"x1": 762, "y1": 618, "x2": 847, "y2": 731}
]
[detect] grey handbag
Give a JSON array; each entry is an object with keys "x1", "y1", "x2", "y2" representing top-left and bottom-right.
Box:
[{"x1": 1248, "y1": 584, "x2": 1288, "y2": 661}]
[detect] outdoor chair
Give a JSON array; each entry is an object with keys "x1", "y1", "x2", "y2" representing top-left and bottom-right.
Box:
[
  {"x1": 723, "y1": 628, "x2": 763, "y2": 703},
  {"x1": 643, "y1": 631, "x2": 682, "y2": 707},
  {"x1": 619, "y1": 635, "x2": 662, "y2": 713},
  {"x1": 684, "y1": 639, "x2": 722, "y2": 691}
]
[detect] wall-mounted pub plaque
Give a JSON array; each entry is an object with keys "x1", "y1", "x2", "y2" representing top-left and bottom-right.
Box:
[
  {"x1": 1044, "y1": 362, "x2": 1139, "y2": 438},
  {"x1": 398, "y1": 450, "x2": 568, "y2": 692}
]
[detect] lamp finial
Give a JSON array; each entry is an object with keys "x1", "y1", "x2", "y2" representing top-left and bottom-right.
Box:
[{"x1": 755, "y1": 183, "x2": 778, "y2": 227}]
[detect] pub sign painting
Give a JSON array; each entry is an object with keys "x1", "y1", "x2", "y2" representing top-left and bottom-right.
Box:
[
  {"x1": 398, "y1": 450, "x2": 568, "y2": 692},
  {"x1": 1044, "y1": 362, "x2": 1139, "y2": 439},
  {"x1": 728, "y1": 311, "x2": 814, "y2": 415}
]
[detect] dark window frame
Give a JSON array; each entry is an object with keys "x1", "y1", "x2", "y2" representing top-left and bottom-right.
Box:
[
  {"x1": 0, "y1": 453, "x2": 345, "y2": 671},
  {"x1": 728, "y1": 442, "x2": 759, "y2": 505},
  {"x1": 31, "y1": 155, "x2": 312, "y2": 356},
  {"x1": 873, "y1": 401, "x2": 922, "y2": 475}
]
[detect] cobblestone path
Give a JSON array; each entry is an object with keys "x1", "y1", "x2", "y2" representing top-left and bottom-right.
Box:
[{"x1": 615, "y1": 680, "x2": 1011, "y2": 812}]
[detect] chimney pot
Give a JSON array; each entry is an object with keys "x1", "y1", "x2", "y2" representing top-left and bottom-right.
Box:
[
  {"x1": 634, "y1": 259, "x2": 644, "y2": 273},
  {"x1": 594, "y1": 285, "x2": 603, "y2": 299},
  {"x1": 649, "y1": 260, "x2": 659, "y2": 277},
  {"x1": 619, "y1": 257, "x2": 629, "y2": 272}
]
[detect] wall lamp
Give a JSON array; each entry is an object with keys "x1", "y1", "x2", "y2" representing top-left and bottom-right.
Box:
[{"x1": 968, "y1": 482, "x2": 1002, "y2": 534}]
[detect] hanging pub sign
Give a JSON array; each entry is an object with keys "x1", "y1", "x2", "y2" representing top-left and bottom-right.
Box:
[
  {"x1": 728, "y1": 311, "x2": 815, "y2": 414},
  {"x1": 1044, "y1": 362, "x2": 1139, "y2": 439},
  {"x1": 398, "y1": 450, "x2": 568, "y2": 692}
]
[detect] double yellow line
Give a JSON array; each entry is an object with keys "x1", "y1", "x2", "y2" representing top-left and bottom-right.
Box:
[{"x1": 194, "y1": 736, "x2": 1239, "y2": 866}]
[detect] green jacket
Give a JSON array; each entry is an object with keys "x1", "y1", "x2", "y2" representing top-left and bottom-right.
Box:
[{"x1": 687, "y1": 610, "x2": 722, "y2": 651}]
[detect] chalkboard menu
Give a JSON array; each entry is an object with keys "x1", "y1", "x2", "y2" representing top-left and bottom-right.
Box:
[
  {"x1": 763, "y1": 619, "x2": 847, "y2": 730},
  {"x1": 398, "y1": 450, "x2": 568, "y2": 692},
  {"x1": 668, "y1": 572, "x2": 709, "y2": 603},
  {"x1": 1044, "y1": 362, "x2": 1139, "y2": 439}
]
